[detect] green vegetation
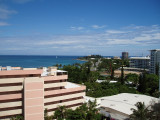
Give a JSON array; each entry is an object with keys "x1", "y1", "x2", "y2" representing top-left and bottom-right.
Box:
[
  {"x1": 60, "y1": 57, "x2": 159, "y2": 98},
  {"x1": 45, "y1": 100, "x2": 102, "y2": 120},
  {"x1": 138, "y1": 73, "x2": 159, "y2": 97},
  {"x1": 78, "y1": 55, "x2": 103, "y2": 60},
  {"x1": 10, "y1": 115, "x2": 23, "y2": 120},
  {"x1": 130, "y1": 101, "x2": 160, "y2": 120},
  {"x1": 130, "y1": 102, "x2": 150, "y2": 120}
]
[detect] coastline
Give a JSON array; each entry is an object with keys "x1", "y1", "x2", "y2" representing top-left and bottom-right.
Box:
[{"x1": 76, "y1": 59, "x2": 88, "y2": 62}]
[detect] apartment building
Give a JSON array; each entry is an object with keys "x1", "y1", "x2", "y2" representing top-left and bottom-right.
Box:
[
  {"x1": 0, "y1": 66, "x2": 86, "y2": 120},
  {"x1": 149, "y1": 49, "x2": 160, "y2": 74},
  {"x1": 129, "y1": 56, "x2": 150, "y2": 69}
]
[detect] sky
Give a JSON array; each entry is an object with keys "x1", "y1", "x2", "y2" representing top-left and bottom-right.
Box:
[{"x1": 0, "y1": 0, "x2": 160, "y2": 56}]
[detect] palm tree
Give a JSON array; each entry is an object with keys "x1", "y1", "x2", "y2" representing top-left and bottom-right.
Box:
[{"x1": 130, "y1": 102, "x2": 150, "y2": 120}]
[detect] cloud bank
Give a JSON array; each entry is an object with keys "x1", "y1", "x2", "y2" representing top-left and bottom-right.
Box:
[{"x1": 0, "y1": 25, "x2": 159, "y2": 55}]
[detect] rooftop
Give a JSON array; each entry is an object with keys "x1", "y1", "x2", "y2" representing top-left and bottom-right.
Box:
[
  {"x1": 129, "y1": 56, "x2": 150, "y2": 59},
  {"x1": 65, "y1": 82, "x2": 81, "y2": 88},
  {"x1": 0, "y1": 66, "x2": 67, "y2": 77},
  {"x1": 99, "y1": 93, "x2": 159, "y2": 115},
  {"x1": 150, "y1": 49, "x2": 160, "y2": 51}
]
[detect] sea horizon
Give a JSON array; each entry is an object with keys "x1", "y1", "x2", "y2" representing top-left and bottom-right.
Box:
[{"x1": 0, "y1": 55, "x2": 87, "y2": 68}]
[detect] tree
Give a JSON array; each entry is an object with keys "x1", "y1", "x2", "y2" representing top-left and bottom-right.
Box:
[
  {"x1": 155, "y1": 63, "x2": 159, "y2": 76},
  {"x1": 44, "y1": 108, "x2": 53, "y2": 120},
  {"x1": 150, "y1": 101, "x2": 160, "y2": 120},
  {"x1": 66, "y1": 109, "x2": 85, "y2": 120},
  {"x1": 10, "y1": 115, "x2": 23, "y2": 120},
  {"x1": 138, "y1": 73, "x2": 147, "y2": 93},
  {"x1": 120, "y1": 63, "x2": 124, "y2": 85},
  {"x1": 88, "y1": 71, "x2": 100, "y2": 83},
  {"x1": 54, "y1": 101, "x2": 102, "y2": 120},
  {"x1": 125, "y1": 73, "x2": 139, "y2": 87},
  {"x1": 130, "y1": 102, "x2": 150, "y2": 120},
  {"x1": 54, "y1": 106, "x2": 67, "y2": 120},
  {"x1": 138, "y1": 73, "x2": 159, "y2": 97}
]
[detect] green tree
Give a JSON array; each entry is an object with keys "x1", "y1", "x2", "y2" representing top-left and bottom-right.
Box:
[
  {"x1": 66, "y1": 109, "x2": 85, "y2": 120},
  {"x1": 150, "y1": 101, "x2": 160, "y2": 120},
  {"x1": 138, "y1": 73, "x2": 147, "y2": 93},
  {"x1": 120, "y1": 63, "x2": 124, "y2": 85},
  {"x1": 125, "y1": 73, "x2": 139, "y2": 87},
  {"x1": 54, "y1": 106, "x2": 67, "y2": 120},
  {"x1": 88, "y1": 71, "x2": 100, "y2": 83},
  {"x1": 155, "y1": 63, "x2": 159, "y2": 76},
  {"x1": 130, "y1": 102, "x2": 150, "y2": 120},
  {"x1": 10, "y1": 115, "x2": 23, "y2": 120},
  {"x1": 44, "y1": 108, "x2": 53, "y2": 120},
  {"x1": 138, "y1": 73, "x2": 159, "y2": 97}
]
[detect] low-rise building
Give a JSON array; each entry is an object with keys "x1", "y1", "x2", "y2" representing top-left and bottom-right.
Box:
[
  {"x1": 0, "y1": 66, "x2": 86, "y2": 120},
  {"x1": 98, "y1": 93, "x2": 159, "y2": 120}
]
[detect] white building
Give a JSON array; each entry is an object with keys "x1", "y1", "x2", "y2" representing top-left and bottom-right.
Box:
[
  {"x1": 129, "y1": 56, "x2": 150, "y2": 69},
  {"x1": 99, "y1": 93, "x2": 159, "y2": 120},
  {"x1": 149, "y1": 49, "x2": 160, "y2": 74},
  {"x1": 85, "y1": 93, "x2": 159, "y2": 120}
]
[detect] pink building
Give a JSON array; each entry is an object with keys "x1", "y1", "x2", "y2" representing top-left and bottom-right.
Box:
[{"x1": 0, "y1": 66, "x2": 86, "y2": 120}]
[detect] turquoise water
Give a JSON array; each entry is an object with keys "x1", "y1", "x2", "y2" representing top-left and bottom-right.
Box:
[{"x1": 0, "y1": 55, "x2": 86, "y2": 68}]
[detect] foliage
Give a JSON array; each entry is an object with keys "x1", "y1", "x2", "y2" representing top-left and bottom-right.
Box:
[
  {"x1": 10, "y1": 115, "x2": 23, "y2": 120},
  {"x1": 53, "y1": 101, "x2": 102, "y2": 120},
  {"x1": 120, "y1": 63, "x2": 124, "y2": 85},
  {"x1": 130, "y1": 102, "x2": 150, "y2": 120},
  {"x1": 130, "y1": 101, "x2": 160, "y2": 120},
  {"x1": 54, "y1": 106, "x2": 67, "y2": 120},
  {"x1": 62, "y1": 62, "x2": 99, "y2": 84},
  {"x1": 125, "y1": 73, "x2": 139, "y2": 86},
  {"x1": 44, "y1": 108, "x2": 53, "y2": 120},
  {"x1": 78, "y1": 55, "x2": 103, "y2": 60},
  {"x1": 150, "y1": 101, "x2": 160, "y2": 120},
  {"x1": 138, "y1": 73, "x2": 159, "y2": 97},
  {"x1": 85, "y1": 82, "x2": 138, "y2": 98}
]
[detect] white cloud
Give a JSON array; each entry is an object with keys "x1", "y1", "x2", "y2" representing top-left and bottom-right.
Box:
[
  {"x1": 0, "y1": 21, "x2": 9, "y2": 26},
  {"x1": 70, "y1": 26, "x2": 84, "y2": 30},
  {"x1": 12, "y1": 0, "x2": 34, "y2": 4},
  {"x1": 1, "y1": 25, "x2": 160, "y2": 55},
  {"x1": 91, "y1": 25, "x2": 106, "y2": 29},
  {"x1": 37, "y1": 40, "x2": 79, "y2": 45},
  {"x1": 106, "y1": 30, "x2": 127, "y2": 34},
  {"x1": 0, "y1": 7, "x2": 17, "y2": 19}
]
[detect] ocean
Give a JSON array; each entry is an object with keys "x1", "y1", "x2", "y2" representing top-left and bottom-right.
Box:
[{"x1": 0, "y1": 55, "x2": 86, "y2": 68}]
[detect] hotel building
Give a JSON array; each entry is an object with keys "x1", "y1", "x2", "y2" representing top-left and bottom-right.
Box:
[
  {"x1": 129, "y1": 56, "x2": 150, "y2": 69},
  {"x1": 149, "y1": 49, "x2": 160, "y2": 74},
  {"x1": 0, "y1": 66, "x2": 86, "y2": 120}
]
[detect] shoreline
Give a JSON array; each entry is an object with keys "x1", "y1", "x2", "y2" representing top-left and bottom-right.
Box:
[{"x1": 76, "y1": 59, "x2": 88, "y2": 62}]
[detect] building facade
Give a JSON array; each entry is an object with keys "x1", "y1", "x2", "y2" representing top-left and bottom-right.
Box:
[
  {"x1": 149, "y1": 49, "x2": 160, "y2": 74},
  {"x1": 129, "y1": 56, "x2": 150, "y2": 69},
  {"x1": 0, "y1": 67, "x2": 86, "y2": 120},
  {"x1": 122, "y1": 52, "x2": 129, "y2": 60}
]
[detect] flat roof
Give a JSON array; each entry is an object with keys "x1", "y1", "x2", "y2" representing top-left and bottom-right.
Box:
[
  {"x1": 130, "y1": 57, "x2": 150, "y2": 59},
  {"x1": 0, "y1": 69, "x2": 43, "y2": 76},
  {"x1": 150, "y1": 49, "x2": 160, "y2": 51},
  {"x1": 56, "y1": 70, "x2": 67, "y2": 72},
  {"x1": 99, "y1": 93, "x2": 159, "y2": 115},
  {"x1": 65, "y1": 82, "x2": 81, "y2": 88}
]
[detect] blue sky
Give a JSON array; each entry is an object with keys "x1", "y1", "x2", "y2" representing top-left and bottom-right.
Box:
[{"x1": 0, "y1": 0, "x2": 160, "y2": 56}]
